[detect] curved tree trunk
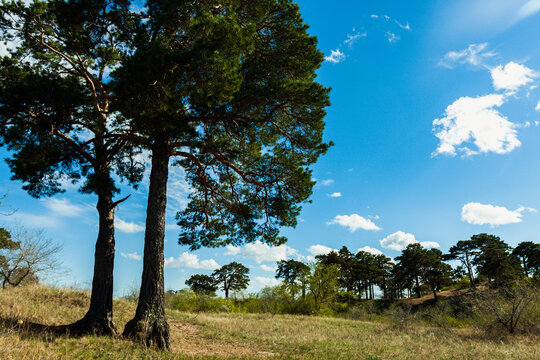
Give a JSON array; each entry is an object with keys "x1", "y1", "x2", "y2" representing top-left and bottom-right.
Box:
[
  {"x1": 123, "y1": 141, "x2": 170, "y2": 350},
  {"x1": 67, "y1": 163, "x2": 117, "y2": 336}
]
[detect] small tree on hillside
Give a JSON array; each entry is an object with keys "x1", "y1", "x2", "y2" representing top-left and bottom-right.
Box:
[
  {"x1": 512, "y1": 241, "x2": 540, "y2": 278},
  {"x1": 185, "y1": 274, "x2": 217, "y2": 296},
  {"x1": 444, "y1": 239, "x2": 482, "y2": 289},
  {"x1": 275, "y1": 259, "x2": 310, "y2": 300},
  {"x1": 0, "y1": 226, "x2": 61, "y2": 289},
  {"x1": 309, "y1": 262, "x2": 339, "y2": 311},
  {"x1": 472, "y1": 234, "x2": 521, "y2": 288},
  {"x1": 212, "y1": 262, "x2": 249, "y2": 299}
]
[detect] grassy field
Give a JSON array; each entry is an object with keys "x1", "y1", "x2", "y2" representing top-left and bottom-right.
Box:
[{"x1": 0, "y1": 285, "x2": 538, "y2": 359}]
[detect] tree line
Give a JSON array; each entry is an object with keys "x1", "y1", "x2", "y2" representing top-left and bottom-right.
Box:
[
  {"x1": 0, "y1": 0, "x2": 330, "y2": 349},
  {"x1": 186, "y1": 234, "x2": 539, "y2": 307}
]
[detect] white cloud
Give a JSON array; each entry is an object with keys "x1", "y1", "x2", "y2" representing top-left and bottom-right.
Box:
[
  {"x1": 386, "y1": 32, "x2": 400, "y2": 43},
  {"x1": 536, "y1": 101, "x2": 540, "y2": 111},
  {"x1": 357, "y1": 246, "x2": 383, "y2": 256},
  {"x1": 379, "y1": 231, "x2": 440, "y2": 251},
  {"x1": 121, "y1": 252, "x2": 142, "y2": 261},
  {"x1": 490, "y1": 62, "x2": 536, "y2": 93},
  {"x1": 433, "y1": 94, "x2": 520, "y2": 156},
  {"x1": 327, "y1": 214, "x2": 381, "y2": 232},
  {"x1": 307, "y1": 244, "x2": 336, "y2": 256},
  {"x1": 515, "y1": 0, "x2": 540, "y2": 22},
  {"x1": 395, "y1": 20, "x2": 411, "y2": 30},
  {"x1": 319, "y1": 179, "x2": 335, "y2": 186},
  {"x1": 380, "y1": 231, "x2": 418, "y2": 251},
  {"x1": 370, "y1": 14, "x2": 379, "y2": 19},
  {"x1": 420, "y1": 241, "x2": 441, "y2": 249},
  {"x1": 9, "y1": 212, "x2": 61, "y2": 229},
  {"x1": 260, "y1": 264, "x2": 277, "y2": 272},
  {"x1": 164, "y1": 252, "x2": 220, "y2": 270},
  {"x1": 438, "y1": 43, "x2": 496, "y2": 69},
  {"x1": 329, "y1": 192, "x2": 342, "y2": 198},
  {"x1": 42, "y1": 198, "x2": 86, "y2": 218},
  {"x1": 224, "y1": 240, "x2": 298, "y2": 264},
  {"x1": 344, "y1": 31, "x2": 367, "y2": 47},
  {"x1": 324, "y1": 49, "x2": 345, "y2": 64},
  {"x1": 253, "y1": 276, "x2": 280, "y2": 288},
  {"x1": 461, "y1": 202, "x2": 536, "y2": 226},
  {"x1": 115, "y1": 218, "x2": 145, "y2": 233}
]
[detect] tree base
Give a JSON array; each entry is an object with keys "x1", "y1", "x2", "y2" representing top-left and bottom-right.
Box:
[
  {"x1": 122, "y1": 312, "x2": 170, "y2": 350},
  {"x1": 64, "y1": 313, "x2": 117, "y2": 337}
]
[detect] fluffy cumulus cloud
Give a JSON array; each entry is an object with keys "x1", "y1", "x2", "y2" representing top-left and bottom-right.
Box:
[
  {"x1": 490, "y1": 62, "x2": 536, "y2": 93},
  {"x1": 324, "y1": 49, "x2": 345, "y2": 64},
  {"x1": 357, "y1": 246, "x2": 384, "y2": 256},
  {"x1": 461, "y1": 202, "x2": 536, "y2": 226},
  {"x1": 433, "y1": 94, "x2": 520, "y2": 156},
  {"x1": 380, "y1": 231, "x2": 440, "y2": 251},
  {"x1": 438, "y1": 43, "x2": 496, "y2": 68},
  {"x1": 225, "y1": 240, "x2": 298, "y2": 264},
  {"x1": 115, "y1": 218, "x2": 145, "y2": 233},
  {"x1": 164, "y1": 252, "x2": 220, "y2": 270},
  {"x1": 327, "y1": 214, "x2": 381, "y2": 232},
  {"x1": 329, "y1": 192, "x2": 342, "y2": 198},
  {"x1": 307, "y1": 244, "x2": 336, "y2": 256},
  {"x1": 121, "y1": 252, "x2": 142, "y2": 261}
]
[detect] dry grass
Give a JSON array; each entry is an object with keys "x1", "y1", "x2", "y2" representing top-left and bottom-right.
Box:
[{"x1": 1, "y1": 285, "x2": 539, "y2": 359}]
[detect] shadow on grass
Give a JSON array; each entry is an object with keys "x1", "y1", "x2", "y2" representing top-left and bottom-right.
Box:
[{"x1": 0, "y1": 316, "x2": 109, "y2": 342}]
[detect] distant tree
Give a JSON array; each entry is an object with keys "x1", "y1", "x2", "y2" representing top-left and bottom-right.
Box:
[
  {"x1": 472, "y1": 234, "x2": 521, "y2": 288},
  {"x1": 275, "y1": 259, "x2": 310, "y2": 299},
  {"x1": 418, "y1": 248, "x2": 453, "y2": 300},
  {"x1": 395, "y1": 244, "x2": 425, "y2": 298},
  {"x1": 212, "y1": 262, "x2": 250, "y2": 299},
  {"x1": 373, "y1": 254, "x2": 394, "y2": 298},
  {"x1": 309, "y1": 263, "x2": 339, "y2": 311},
  {"x1": 512, "y1": 241, "x2": 540, "y2": 278},
  {"x1": 185, "y1": 274, "x2": 217, "y2": 296},
  {"x1": 444, "y1": 239, "x2": 482, "y2": 289},
  {"x1": 316, "y1": 247, "x2": 357, "y2": 294},
  {"x1": 0, "y1": 226, "x2": 61, "y2": 289}
]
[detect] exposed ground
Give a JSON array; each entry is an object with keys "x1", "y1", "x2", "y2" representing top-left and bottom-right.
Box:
[{"x1": 0, "y1": 285, "x2": 538, "y2": 359}]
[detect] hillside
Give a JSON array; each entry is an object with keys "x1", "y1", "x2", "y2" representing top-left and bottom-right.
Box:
[{"x1": 0, "y1": 285, "x2": 539, "y2": 359}]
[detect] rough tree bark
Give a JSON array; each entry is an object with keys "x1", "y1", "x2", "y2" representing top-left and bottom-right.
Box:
[
  {"x1": 123, "y1": 140, "x2": 170, "y2": 350},
  {"x1": 67, "y1": 153, "x2": 118, "y2": 336}
]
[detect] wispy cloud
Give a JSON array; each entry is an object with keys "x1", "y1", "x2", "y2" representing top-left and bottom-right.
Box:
[
  {"x1": 121, "y1": 252, "x2": 142, "y2": 261},
  {"x1": 438, "y1": 43, "x2": 496, "y2": 69},
  {"x1": 328, "y1": 192, "x2": 342, "y2": 198}
]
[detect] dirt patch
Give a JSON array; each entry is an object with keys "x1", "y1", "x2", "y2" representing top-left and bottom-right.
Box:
[{"x1": 169, "y1": 318, "x2": 275, "y2": 358}]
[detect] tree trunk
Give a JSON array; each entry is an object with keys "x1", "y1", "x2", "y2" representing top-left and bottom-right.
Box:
[
  {"x1": 465, "y1": 253, "x2": 476, "y2": 289},
  {"x1": 415, "y1": 276, "x2": 421, "y2": 298},
  {"x1": 67, "y1": 161, "x2": 117, "y2": 336},
  {"x1": 123, "y1": 141, "x2": 170, "y2": 350}
]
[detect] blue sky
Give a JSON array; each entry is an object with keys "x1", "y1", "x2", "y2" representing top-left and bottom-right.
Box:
[{"x1": 2, "y1": 0, "x2": 540, "y2": 296}]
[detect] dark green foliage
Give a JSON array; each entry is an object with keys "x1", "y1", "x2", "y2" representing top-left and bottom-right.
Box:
[
  {"x1": 445, "y1": 239, "x2": 482, "y2": 289},
  {"x1": 212, "y1": 262, "x2": 250, "y2": 299},
  {"x1": 512, "y1": 241, "x2": 540, "y2": 278},
  {"x1": 275, "y1": 259, "x2": 310, "y2": 299},
  {"x1": 112, "y1": 0, "x2": 330, "y2": 250},
  {"x1": 185, "y1": 274, "x2": 218, "y2": 296},
  {"x1": 471, "y1": 234, "x2": 521, "y2": 288}
]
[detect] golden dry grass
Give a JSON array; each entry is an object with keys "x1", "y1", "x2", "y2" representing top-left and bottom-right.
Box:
[{"x1": 0, "y1": 285, "x2": 539, "y2": 359}]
